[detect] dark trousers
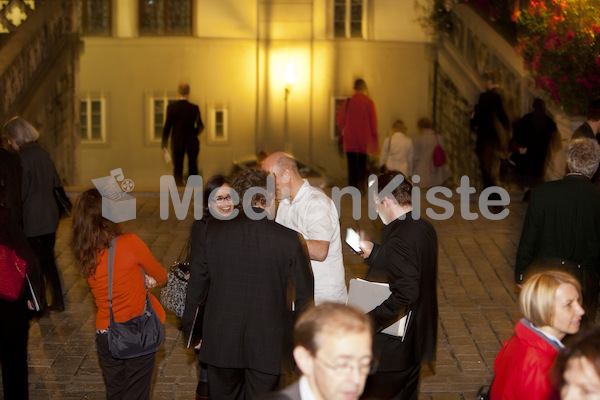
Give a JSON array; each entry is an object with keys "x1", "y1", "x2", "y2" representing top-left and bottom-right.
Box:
[
  {"x1": 28, "y1": 233, "x2": 63, "y2": 310},
  {"x1": 173, "y1": 145, "x2": 199, "y2": 186},
  {"x1": 361, "y1": 363, "x2": 421, "y2": 400},
  {"x1": 476, "y1": 140, "x2": 501, "y2": 189},
  {"x1": 0, "y1": 299, "x2": 30, "y2": 400},
  {"x1": 96, "y1": 333, "x2": 157, "y2": 400},
  {"x1": 206, "y1": 364, "x2": 279, "y2": 400},
  {"x1": 346, "y1": 152, "x2": 368, "y2": 193}
]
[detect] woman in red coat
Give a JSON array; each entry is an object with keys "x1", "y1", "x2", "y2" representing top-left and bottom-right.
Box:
[{"x1": 492, "y1": 270, "x2": 584, "y2": 399}]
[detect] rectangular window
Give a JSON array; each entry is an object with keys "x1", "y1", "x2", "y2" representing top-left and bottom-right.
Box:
[
  {"x1": 208, "y1": 108, "x2": 228, "y2": 144},
  {"x1": 78, "y1": 0, "x2": 111, "y2": 36},
  {"x1": 147, "y1": 94, "x2": 178, "y2": 144},
  {"x1": 80, "y1": 96, "x2": 106, "y2": 143},
  {"x1": 139, "y1": 0, "x2": 192, "y2": 36},
  {"x1": 334, "y1": 0, "x2": 364, "y2": 39}
]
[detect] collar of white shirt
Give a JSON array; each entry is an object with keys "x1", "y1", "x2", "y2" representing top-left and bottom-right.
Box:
[{"x1": 298, "y1": 375, "x2": 318, "y2": 400}]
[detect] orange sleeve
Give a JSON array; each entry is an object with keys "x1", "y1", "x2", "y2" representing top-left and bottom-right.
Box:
[
  {"x1": 89, "y1": 233, "x2": 167, "y2": 329},
  {"x1": 129, "y1": 234, "x2": 167, "y2": 285}
]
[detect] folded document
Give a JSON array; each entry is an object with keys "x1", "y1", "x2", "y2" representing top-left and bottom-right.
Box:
[{"x1": 347, "y1": 278, "x2": 411, "y2": 338}]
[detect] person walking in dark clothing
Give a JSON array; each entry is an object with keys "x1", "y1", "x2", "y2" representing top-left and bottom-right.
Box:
[
  {"x1": 162, "y1": 83, "x2": 203, "y2": 186},
  {"x1": 470, "y1": 71, "x2": 511, "y2": 190},
  {"x1": 512, "y1": 98, "x2": 558, "y2": 196},
  {"x1": 3, "y1": 117, "x2": 64, "y2": 312}
]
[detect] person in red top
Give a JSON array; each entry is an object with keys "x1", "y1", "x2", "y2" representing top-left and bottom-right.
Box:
[
  {"x1": 492, "y1": 270, "x2": 584, "y2": 400},
  {"x1": 337, "y1": 78, "x2": 379, "y2": 193},
  {"x1": 72, "y1": 189, "x2": 167, "y2": 400}
]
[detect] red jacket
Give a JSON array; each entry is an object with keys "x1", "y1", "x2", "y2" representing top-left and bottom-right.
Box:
[
  {"x1": 491, "y1": 319, "x2": 560, "y2": 400},
  {"x1": 337, "y1": 92, "x2": 379, "y2": 155}
]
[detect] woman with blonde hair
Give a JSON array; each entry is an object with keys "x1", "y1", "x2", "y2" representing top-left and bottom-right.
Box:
[
  {"x1": 491, "y1": 270, "x2": 585, "y2": 399},
  {"x1": 379, "y1": 119, "x2": 413, "y2": 175}
]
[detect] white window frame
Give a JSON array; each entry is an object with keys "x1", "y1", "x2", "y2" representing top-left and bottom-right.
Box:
[
  {"x1": 146, "y1": 93, "x2": 178, "y2": 145},
  {"x1": 80, "y1": 95, "x2": 107, "y2": 143},
  {"x1": 333, "y1": 0, "x2": 366, "y2": 39},
  {"x1": 207, "y1": 108, "x2": 229, "y2": 144}
]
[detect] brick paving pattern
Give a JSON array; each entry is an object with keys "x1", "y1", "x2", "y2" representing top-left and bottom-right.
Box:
[{"x1": 0, "y1": 190, "x2": 527, "y2": 399}]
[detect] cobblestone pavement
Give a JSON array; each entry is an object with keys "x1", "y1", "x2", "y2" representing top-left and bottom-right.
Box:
[{"x1": 0, "y1": 189, "x2": 527, "y2": 399}]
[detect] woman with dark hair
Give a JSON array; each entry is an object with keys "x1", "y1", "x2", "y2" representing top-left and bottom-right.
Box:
[
  {"x1": 183, "y1": 174, "x2": 232, "y2": 400},
  {"x1": 72, "y1": 189, "x2": 167, "y2": 400},
  {"x1": 552, "y1": 327, "x2": 600, "y2": 399},
  {"x1": 3, "y1": 116, "x2": 64, "y2": 312},
  {"x1": 191, "y1": 174, "x2": 233, "y2": 250},
  {"x1": 492, "y1": 270, "x2": 585, "y2": 399}
]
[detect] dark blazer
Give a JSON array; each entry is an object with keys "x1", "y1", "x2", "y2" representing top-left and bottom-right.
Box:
[
  {"x1": 470, "y1": 87, "x2": 510, "y2": 148},
  {"x1": 260, "y1": 380, "x2": 301, "y2": 400},
  {"x1": 183, "y1": 207, "x2": 314, "y2": 375},
  {"x1": 0, "y1": 148, "x2": 23, "y2": 227},
  {"x1": 364, "y1": 211, "x2": 438, "y2": 371},
  {"x1": 161, "y1": 99, "x2": 203, "y2": 152},
  {"x1": 515, "y1": 175, "x2": 600, "y2": 317},
  {"x1": 19, "y1": 143, "x2": 60, "y2": 237}
]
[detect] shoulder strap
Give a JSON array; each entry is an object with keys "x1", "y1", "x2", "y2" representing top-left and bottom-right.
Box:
[{"x1": 107, "y1": 237, "x2": 118, "y2": 307}]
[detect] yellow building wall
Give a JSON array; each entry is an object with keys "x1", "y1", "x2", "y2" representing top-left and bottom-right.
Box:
[
  {"x1": 79, "y1": 38, "x2": 258, "y2": 188},
  {"x1": 79, "y1": 0, "x2": 433, "y2": 189}
]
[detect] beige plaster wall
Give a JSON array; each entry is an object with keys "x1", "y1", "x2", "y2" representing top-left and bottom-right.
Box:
[{"x1": 79, "y1": 38, "x2": 258, "y2": 188}]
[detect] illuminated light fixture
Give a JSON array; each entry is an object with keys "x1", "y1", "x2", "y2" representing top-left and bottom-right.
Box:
[{"x1": 284, "y1": 56, "x2": 296, "y2": 99}]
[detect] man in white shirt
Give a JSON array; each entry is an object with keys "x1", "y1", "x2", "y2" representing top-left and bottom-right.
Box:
[
  {"x1": 262, "y1": 302, "x2": 373, "y2": 400},
  {"x1": 262, "y1": 152, "x2": 347, "y2": 304}
]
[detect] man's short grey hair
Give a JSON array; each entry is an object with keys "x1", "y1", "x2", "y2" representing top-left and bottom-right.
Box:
[{"x1": 565, "y1": 138, "x2": 600, "y2": 177}]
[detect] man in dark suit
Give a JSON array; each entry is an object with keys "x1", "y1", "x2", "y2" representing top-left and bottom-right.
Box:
[
  {"x1": 358, "y1": 171, "x2": 438, "y2": 400},
  {"x1": 162, "y1": 83, "x2": 203, "y2": 186},
  {"x1": 470, "y1": 71, "x2": 511, "y2": 191},
  {"x1": 262, "y1": 303, "x2": 373, "y2": 400},
  {"x1": 183, "y1": 169, "x2": 314, "y2": 400},
  {"x1": 515, "y1": 138, "x2": 600, "y2": 325}
]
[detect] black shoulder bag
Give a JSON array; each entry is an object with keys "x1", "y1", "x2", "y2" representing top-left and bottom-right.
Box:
[{"x1": 107, "y1": 237, "x2": 164, "y2": 359}]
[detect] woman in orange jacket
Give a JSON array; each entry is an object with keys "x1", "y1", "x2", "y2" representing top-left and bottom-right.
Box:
[{"x1": 72, "y1": 189, "x2": 167, "y2": 400}]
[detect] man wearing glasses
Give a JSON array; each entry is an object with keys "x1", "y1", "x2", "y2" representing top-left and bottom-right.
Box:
[
  {"x1": 263, "y1": 302, "x2": 373, "y2": 400},
  {"x1": 358, "y1": 170, "x2": 438, "y2": 400}
]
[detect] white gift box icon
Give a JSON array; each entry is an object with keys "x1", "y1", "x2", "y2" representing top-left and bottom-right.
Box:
[{"x1": 92, "y1": 174, "x2": 136, "y2": 223}]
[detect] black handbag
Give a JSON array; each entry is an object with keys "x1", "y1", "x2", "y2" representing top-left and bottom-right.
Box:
[
  {"x1": 53, "y1": 186, "x2": 72, "y2": 218},
  {"x1": 106, "y1": 237, "x2": 164, "y2": 359}
]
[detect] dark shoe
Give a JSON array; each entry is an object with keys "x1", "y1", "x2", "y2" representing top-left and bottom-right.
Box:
[{"x1": 49, "y1": 304, "x2": 65, "y2": 312}]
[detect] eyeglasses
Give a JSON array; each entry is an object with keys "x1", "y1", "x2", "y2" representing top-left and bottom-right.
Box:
[
  {"x1": 315, "y1": 356, "x2": 377, "y2": 376},
  {"x1": 213, "y1": 194, "x2": 232, "y2": 204}
]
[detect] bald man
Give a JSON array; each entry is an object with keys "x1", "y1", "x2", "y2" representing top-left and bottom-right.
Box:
[{"x1": 262, "y1": 153, "x2": 347, "y2": 304}]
